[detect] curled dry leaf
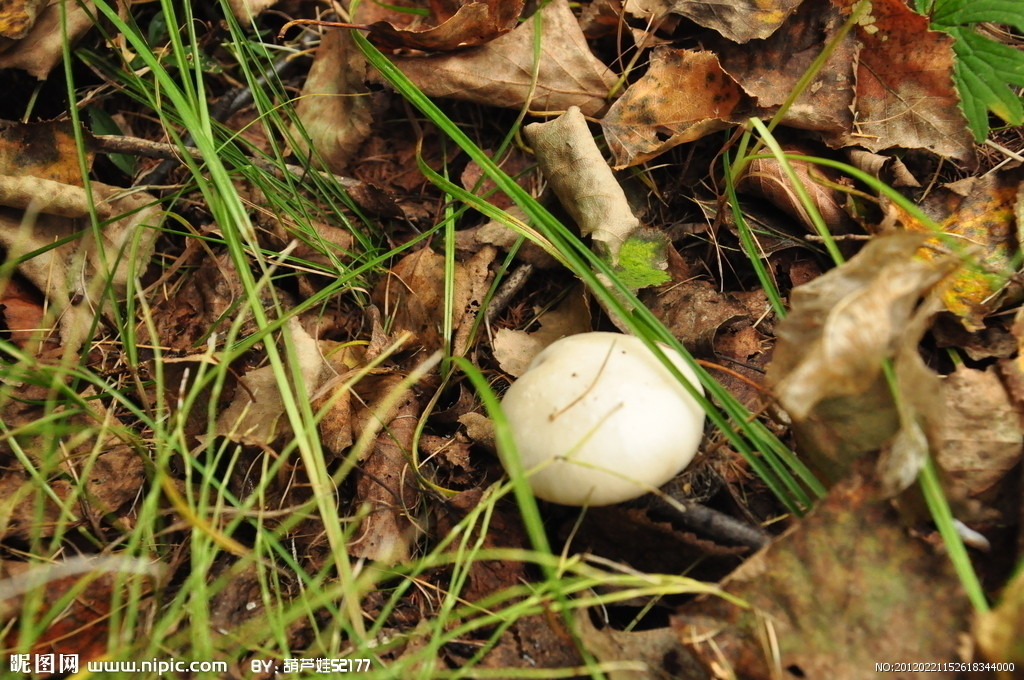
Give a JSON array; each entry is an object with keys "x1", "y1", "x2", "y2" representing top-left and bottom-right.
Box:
[
  {"x1": 380, "y1": 0, "x2": 616, "y2": 117},
  {"x1": 736, "y1": 150, "x2": 857, "y2": 236},
  {"x1": 0, "y1": 1, "x2": 94, "y2": 79},
  {"x1": 525, "y1": 106, "x2": 639, "y2": 262},
  {"x1": 601, "y1": 48, "x2": 748, "y2": 169},
  {"x1": 364, "y1": 0, "x2": 524, "y2": 51},
  {"x1": 766, "y1": 232, "x2": 954, "y2": 487}
]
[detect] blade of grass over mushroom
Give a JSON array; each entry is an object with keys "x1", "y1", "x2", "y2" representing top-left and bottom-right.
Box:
[{"x1": 362, "y1": 35, "x2": 826, "y2": 512}]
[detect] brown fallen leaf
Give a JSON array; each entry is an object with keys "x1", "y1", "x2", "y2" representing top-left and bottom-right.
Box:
[
  {"x1": 0, "y1": 1, "x2": 95, "y2": 79},
  {"x1": 832, "y1": 0, "x2": 976, "y2": 165},
  {"x1": 766, "y1": 232, "x2": 954, "y2": 488},
  {"x1": 623, "y1": 0, "x2": 803, "y2": 43},
  {"x1": 224, "y1": 0, "x2": 274, "y2": 22},
  {"x1": 290, "y1": 28, "x2": 373, "y2": 174},
  {"x1": 351, "y1": 385, "x2": 422, "y2": 565},
  {"x1": 363, "y1": 0, "x2": 523, "y2": 51},
  {"x1": 1, "y1": 556, "x2": 161, "y2": 668},
  {"x1": 206, "y1": 319, "x2": 327, "y2": 447},
  {"x1": 0, "y1": 122, "x2": 161, "y2": 349},
  {"x1": 492, "y1": 284, "x2": 591, "y2": 377},
  {"x1": 0, "y1": 385, "x2": 146, "y2": 541},
  {"x1": 371, "y1": 245, "x2": 493, "y2": 356},
  {"x1": 935, "y1": 366, "x2": 1022, "y2": 509},
  {"x1": 736, "y1": 147, "x2": 858, "y2": 236},
  {"x1": 0, "y1": 0, "x2": 47, "y2": 41},
  {"x1": 601, "y1": 48, "x2": 749, "y2": 168},
  {"x1": 711, "y1": 1, "x2": 855, "y2": 136},
  {"x1": 379, "y1": 0, "x2": 616, "y2": 116},
  {"x1": 674, "y1": 471, "x2": 972, "y2": 680},
  {"x1": 905, "y1": 168, "x2": 1022, "y2": 331}
]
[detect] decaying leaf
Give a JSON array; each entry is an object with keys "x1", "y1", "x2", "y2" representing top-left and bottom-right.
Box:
[
  {"x1": 766, "y1": 232, "x2": 954, "y2": 486},
  {"x1": 905, "y1": 168, "x2": 1022, "y2": 331},
  {"x1": 364, "y1": 0, "x2": 523, "y2": 51},
  {"x1": 371, "y1": 245, "x2": 494, "y2": 355},
  {"x1": 0, "y1": 1, "x2": 95, "y2": 79},
  {"x1": 291, "y1": 28, "x2": 372, "y2": 173},
  {"x1": 381, "y1": 0, "x2": 616, "y2": 116},
  {"x1": 224, "y1": 0, "x2": 275, "y2": 21},
  {"x1": 207, "y1": 319, "x2": 327, "y2": 447},
  {"x1": 0, "y1": 387, "x2": 146, "y2": 541},
  {"x1": 351, "y1": 382, "x2": 421, "y2": 564},
  {"x1": 525, "y1": 106, "x2": 640, "y2": 261},
  {"x1": 0, "y1": 0, "x2": 47, "y2": 40},
  {"x1": 833, "y1": 0, "x2": 976, "y2": 164},
  {"x1": 601, "y1": 48, "x2": 748, "y2": 168},
  {"x1": 623, "y1": 0, "x2": 803, "y2": 43},
  {"x1": 736, "y1": 149, "x2": 857, "y2": 236},
  {"x1": 576, "y1": 608, "x2": 706, "y2": 680},
  {"x1": 712, "y1": 1, "x2": 855, "y2": 135},
  {"x1": 935, "y1": 367, "x2": 1022, "y2": 507},
  {"x1": 674, "y1": 472, "x2": 972, "y2": 680}
]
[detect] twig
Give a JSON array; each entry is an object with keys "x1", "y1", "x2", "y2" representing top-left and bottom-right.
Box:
[
  {"x1": 484, "y1": 262, "x2": 534, "y2": 326},
  {"x1": 645, "y1": 491, "x2": 771, "y2": 551}
]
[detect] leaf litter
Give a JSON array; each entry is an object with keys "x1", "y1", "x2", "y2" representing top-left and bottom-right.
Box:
[{"x1": 0, "y1": 0, "x2": 1022, "y2": 676}]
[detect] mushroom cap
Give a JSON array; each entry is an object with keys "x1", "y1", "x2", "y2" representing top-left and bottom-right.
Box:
[{"x1": 500, "y1": 332, "x2": 705, "y2": 506}]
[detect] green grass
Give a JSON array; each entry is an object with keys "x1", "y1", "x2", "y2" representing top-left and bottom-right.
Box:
[{"x1": 0, "y1": 0, "x2": 996, "y2": 677}]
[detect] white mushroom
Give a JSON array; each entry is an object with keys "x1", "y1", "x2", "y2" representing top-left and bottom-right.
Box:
[{"x1": 499, "y1": 332, "x2": 706, "y2": 506}]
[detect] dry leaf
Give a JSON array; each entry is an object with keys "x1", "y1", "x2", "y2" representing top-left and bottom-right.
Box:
[
  {"x1": 365, "y1": 0, "x2": 523, "y2": 51},
  {"x1": 907, "y1": 169, "x2": 1022, "y2": 331},
  {"x1": 0, "y1": 0, "x2": 47, "y2": 40},
  {"x1": 0, "y1": 387, "x2": 146, "y2": 541},
  {"x1": 935, "y1": 367, "x2": 1023, "y2": 504},
  {"x1": 736, "y1": 149, "x2": 857, "y2": 236},
  {"x1": 208, "y1": 319, "x2": 326, "y2": 447},
  {"x1": 225, "y1": 0, "x2": 275, "y2": 21},
  {"x1": 380, "y1": 0, "x2": 616, "y2": 116},
  {"x1": 576, "y1": 609, "x2": 705, "y2": 679},
  {"x1": 0, "y1": 1, "x2": 95, "y2": 79},
  {"x1": 351, "y1": 384, "x2": 421, "y2": 564},
  {"x1": 371, "y1": 245, "x2": 492, "y2": 355},
  {"x1": 291, "y1": 29, "x2": 373, "y2": 174},
  {"x1": 492, "y1": 285, "x2": 591, "y2": 376},
  {"x1": 525, "y1": 106, "x2": 640, "y2": 261},
  {"x1": 601, "y1": 48, "x2": 748, "y2": 168},
  {"x1": 712, "y1": 2, "x2": 855, "y2": 135},
  {"x1": 766, "y1": 232, "x2": 953, "y2": 485},
  {"x1": 674, "y1": 472, "x2": 971, "y2": 679},
  {"x1": 833, "y1": 0, "x2": 976, "y2": 164},
  {"x1": 623, "y1": 0, "x2": 802, "y2": 43}
]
